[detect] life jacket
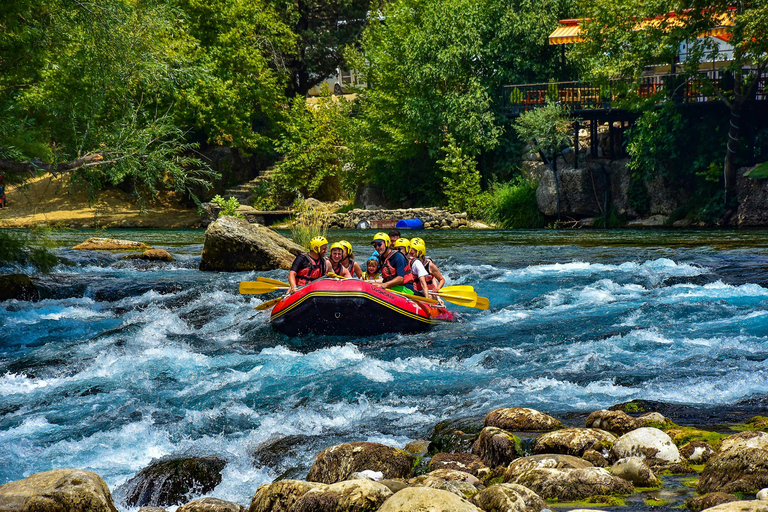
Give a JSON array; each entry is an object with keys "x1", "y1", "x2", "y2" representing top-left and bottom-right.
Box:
[
  {"x1": 330, "y1": 260, "x2": 345, "y2": 276},
  {"x1": 380, "y1": 250, "x2": 413, "y2": 285},
  {"x1": 295, "y1": 253, "x2": 327, "y2": 286},
  {"x1": 412, "y1": 257, "x2": 435, "y2": 292}
]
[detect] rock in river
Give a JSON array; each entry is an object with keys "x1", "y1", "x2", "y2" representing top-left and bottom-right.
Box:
[
  {"x1": 0, "y1": 469, "x2": 118, "y2": 512},
  {"x1": 305, "y1": 442, "x2": 415, "y2": 484},
  {"x1": 199, "y1": 216, "x2": 304, "y2": 271},
  {"x1": 73, "y1": 237, "x2": 152, "y2": 251},
  {"x1": 0, "y1": 274, "x2": 38, "y2": 302},
  {"x1": 484, "y1": 408, "x2": 563, "y2": 432}
]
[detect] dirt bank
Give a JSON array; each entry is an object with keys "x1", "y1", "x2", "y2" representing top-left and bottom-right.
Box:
[{"x1": 0, "y1": 175, "x2": 202, "y2": 229}]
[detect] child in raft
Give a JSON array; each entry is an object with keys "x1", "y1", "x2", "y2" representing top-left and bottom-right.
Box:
[{"x1": 362, "y1": 256, "x2": 382, "y2": 282}]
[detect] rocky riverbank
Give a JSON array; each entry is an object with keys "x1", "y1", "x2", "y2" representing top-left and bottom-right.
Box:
[{"x1": 3, "y1": 403, "x2": 768, "y2": 512}]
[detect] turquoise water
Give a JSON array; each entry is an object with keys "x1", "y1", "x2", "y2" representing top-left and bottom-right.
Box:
[{"x1": 2, "y1": 228, "x2": 768, "y2": 507}]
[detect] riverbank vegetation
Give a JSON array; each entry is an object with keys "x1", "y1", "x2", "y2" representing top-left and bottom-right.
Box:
[{"x1": 2, "y1": 0, "x2": 767, "y2": 228}]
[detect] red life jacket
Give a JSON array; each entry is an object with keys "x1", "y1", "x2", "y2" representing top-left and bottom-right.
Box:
[
  {"x1": 330, "y1": 260, "x2": 345, "y2": 276},
  {"x1": 413, "y1": 257, "x2": 435, "y2": 292},
  {"x1": 295, "y1": 254, "x2": 327, "y2": 286},
  {"x1": 380, "y1": 250, "x2": 413, "y2": 284}
]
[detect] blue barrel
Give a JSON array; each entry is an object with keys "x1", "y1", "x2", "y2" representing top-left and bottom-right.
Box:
[{"x1": 396, "y1": 218, "x2": 424, "y2": 230}]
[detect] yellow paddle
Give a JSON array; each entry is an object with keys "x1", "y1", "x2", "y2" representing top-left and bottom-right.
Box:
[
  {"x1": 439, "y1": 285, "x2": 475, "y2": 293},
  {"x1": 475, "y1": 296, "x2": 490, "y2": 310},
  {"x1": 256, "y1": 276, "x2": 290, "y2": 287},
  {"x1": 254, "y1": 297, "x2": 283, "y2": 310},
  {"x1": 239, "y1": 281, "x2": 288, "y2": 295}
]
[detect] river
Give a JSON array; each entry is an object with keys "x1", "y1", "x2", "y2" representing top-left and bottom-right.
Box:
[{"x1": 2, "y1": 228, "x2": 768, "y2": 508}]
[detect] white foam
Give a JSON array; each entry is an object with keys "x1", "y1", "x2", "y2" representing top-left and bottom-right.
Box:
[{"x1": 492, "y1": 258, "x2": 706, "y2": 283}]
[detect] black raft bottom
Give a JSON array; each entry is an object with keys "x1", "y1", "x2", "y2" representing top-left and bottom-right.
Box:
[{"x1": 271, "y1": 293, "x2": 440, "y2": 337}]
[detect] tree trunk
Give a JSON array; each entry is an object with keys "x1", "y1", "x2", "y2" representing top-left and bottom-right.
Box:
[{"x1": 723, "y1": 98, "x2": 744, "y2": 206}]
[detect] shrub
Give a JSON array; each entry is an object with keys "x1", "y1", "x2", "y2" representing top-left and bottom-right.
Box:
[
  {"x1": 481, "y1": 177, "x2": 545, "y2": 228},
  {"x1": 438, "y1": 135, "x2": 484, "y2": 217},
  {"x1": 210, "y1": 195, "x2": 243, "y2": 218},
  {"x1": 0, "y1": 228, "x2": 59, "y2": 273},
  {"x1": 290, "y1": 196, "x2": 329, "y2": 250}
]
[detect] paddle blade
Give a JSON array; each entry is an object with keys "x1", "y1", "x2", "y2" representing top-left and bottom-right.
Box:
[
  {"x1": 239, "y1": 281, "x2": 285, "y2": 295},
  {"x1": 440, "y1": 285, "x2": 475, "y2": 293},
  {"x1": 474, "y1": 296, "x2": 490, "y2": 310},
  {"x1": 390, "y1": 290, "x2": 439, "y2": 304},
  {"x1": 254, "y1": 297, "x2": 282, "y2": 310},
  {"x1": 257, "y1": 276, "x2": 290, "y2": 287},
  {"x1": 438, "y1": 294, "x2": 477, "y2": 308}
]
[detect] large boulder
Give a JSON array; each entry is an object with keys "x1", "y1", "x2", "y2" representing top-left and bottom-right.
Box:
[
  {"x1": 118, "y1": 457, "x2": 227, "y2": 507},
  {"x1": 537, "y1": 166, "x2": 606, "y2": 218},
  {"x1": 305, "y1": 442, "x2": 415, "y2": 484},
  {"x1": 471, "y1": 427, "x2": 523, "y2": 468},
  {"x1": 409, "y1": 471, "x2": 481, "y2": 499},
  {"x1": 484, "y1": 408, "x2": 563, "y2": 432},
  {"x1": 471, "y1": 483, "x2": 547, "y2": 512},
  {"x1": 73, "y1": 238, "x2": 152, "y2": 251},
  {"x1": 737, "y1": 166, "x2": 768, "y2": 227},
  {"x1": 199, "y1": 216, "x2": 303, "y2": 271},
  {"x1": 611, "y1": 427, "x2": 681, "y2": 464},
  {"x1": 533, "y1": 428, "x2": 616, "y2": 458},
  {"x1": 376, "y1": 487, "x2": 482, "y2": 512},
  {"x1": 0, "y1": 274, "x2": 38, "y2": 302},
  {"x1": 249, "y1": 480, "x2": 323, "y2": 512},
  {"x1": 290, "y1": 479, "x2": 392, "y2": 512},
  {"x1": 585, "y1": 410, "x2": 640, "y2": 436},
  {"x1": 720, "y1": 432, "x2": 768, "y2": 454},
  {"x1": 611, "y1": 457, "x2": 661, "y2": 487},
  {"x1": 0, "y1": 469, "x2": 118, "y2": 512},
  {"x1": 428, "y1": 416, "x2": 485, "y2": 454},
  {"x1": 512, "y1": 467, "x2": 634, "y2": 501},
  {"x1": 176, "y1": 498, "x2": 243, "y2": 512},
  {"x1": 759, "y1": 488, "x2": 768, "y2": 501},
  {"x1": 698, "y1": 447, "x2": 768, "y2": 494},
  {"x1": 503, "y1": 454, "x2": 593, "y2": 484}
]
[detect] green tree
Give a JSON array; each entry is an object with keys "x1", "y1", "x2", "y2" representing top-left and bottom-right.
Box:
[
  {"x1": 576, "y1": 0, "x2": 768, "y2": 206},
  {"x1": 345, "y1": 0, "x2": 572, "y2": 204},
  {"x1": 0, "y1": 0, "x2": 216, "y2": 201}
]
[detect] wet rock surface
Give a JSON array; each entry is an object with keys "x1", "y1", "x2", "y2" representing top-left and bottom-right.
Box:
[
  {"x1": 484, "y1": 408, "x2": 563, "y2": 432},
  {"x1": 305, "y1": 442, "x2": 415, "y2": 484},
  {"x1": 0, "y1": 469, "x2": 118, "y2": 512}
]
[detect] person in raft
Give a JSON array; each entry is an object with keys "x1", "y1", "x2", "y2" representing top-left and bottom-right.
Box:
[
  {"x1": 371, "y1": 229, "x2": 402, "y2": 257},
  {"x1": 362, "y1": 256, "x2": 382, "y2": 282},
  {"x1": 398, "y1": 238, "x2": 430, "y2": 297},
  {"x1": 339, "y1": 240, "x2": 362, "y2": 278},
  {"x1": 288, "y1": 236, "x2": 329, "y2": 294},
  {"x1": 410, "y1": 237, "x2": 446, "y2": 291},
  {"x1": 371, "y1": 232, "x2": 414, "y2": 294},
  {"x1": 328, "y1": 242, "x2": 352, "y2": 278}
]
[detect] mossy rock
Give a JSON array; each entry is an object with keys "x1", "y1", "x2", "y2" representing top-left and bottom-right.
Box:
[
  {"x1": 0, "y1": 274, "x2": 38, "y2": 302},
  {"x1": 665, "y1": 427, "x2": 727, "y2": 451},
  {"x1": 731, "y1": 416, "x2": 768, "y2": 432},
  {"x1": 428, "y1": 416, "x2": 485, "y2": 455},
  {"x1": 306, "y1": 442, "x2": 415, "y2": 484}
]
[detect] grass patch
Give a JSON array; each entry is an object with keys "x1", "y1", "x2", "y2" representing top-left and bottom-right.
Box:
[
  {"x1": 681, "y1": 477, "x2": 700, "y2": 488},
  {"x1": 549, "y1": 496, "x2": 627, "y2": 508},
  {"x1": 730, "y1": 416, "x2": 768, "y2": 432},
  {"x1": 334, "y1": 202, "x2": 357, "y2": 214},
  {"x1": 480, "y1": 177, "x2": 546, "y2": 228},
  {"x1": 665, "y1": 427, "x2": 728, "y2": 451},
  {"x1": 645, "y1": 497, "x2": 671, "y2": 507}
]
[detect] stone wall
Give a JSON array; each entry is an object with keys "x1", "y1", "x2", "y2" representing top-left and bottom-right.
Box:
[{"x1": 329, "y1": 208, "x2": 468, "y2": 229}]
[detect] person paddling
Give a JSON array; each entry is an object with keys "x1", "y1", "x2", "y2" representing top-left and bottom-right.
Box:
[
  {"x1": 410, "y1": 237, "x2": 445, "y2": 291},
  {"x1": 339, "y1": 240, "x2": 362, "y2": 278},
  {"x1": 371, "y1": 232, "x2": 414, "y2": 294},
  {"x1": 328, "y1": 242, "x2": 352, "y2": 278},
  {"x1": 288, "y1": 236, "x2": 329, "y2": 294},
  {"x1": 402, "y1": 239, "x2": 431, "y2": 297}
]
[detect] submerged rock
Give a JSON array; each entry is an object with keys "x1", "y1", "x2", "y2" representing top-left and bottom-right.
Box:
[
  {"x1": 118, "y1": 457, "x2": 227, "y2": 507},
  {"x1": 377, "y1": 486, "x2": 482, "y2": 512},
  {"x1": 199, "y1": 216, "x2": 303, "y2": 272},
  {"x1": 684, "y1": 492, "x2": 739, "y2": 511},
  {"x1": 0, "y1": 274, "x2": 38, "y2": 302},
  {"x1": 484, "y1": 408, "x2": 563, "y2": 432},
  {"x1": 471, "y1": 483, "x2": 547, "y2": 512},
  {"x1": 533, "y1": 428, "x2": 616, "y2": 458},
  {"x1": 73, "y1": 237, "x2": 152, "y2": 251},
  {"x1": 698, "y1": 447, "x2": 768, "y2": 494},
  {"x1": 0, "y1": 469, "x2": 118, "y2": 512},
  {"x1": 305, "y1": 442, "x2": 415, "y2": 484},
  {"x1": 123, "y1": 249, "x2": 175, "y2": 262}
]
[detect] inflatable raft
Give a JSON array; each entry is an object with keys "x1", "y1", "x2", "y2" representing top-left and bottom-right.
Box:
[{"x1": 270, "y1": 278, "x2": 454, "y2": 336}]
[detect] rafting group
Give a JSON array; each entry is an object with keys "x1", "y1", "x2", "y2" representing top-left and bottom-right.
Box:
[
  {"x1": 239, "y1": 229, "x2": 487, "y2": 336},
  {"x1": 288, "y1": 229, "x2": 445, "y2": 298}
]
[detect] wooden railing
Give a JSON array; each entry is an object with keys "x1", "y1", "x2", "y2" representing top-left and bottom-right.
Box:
[{"x1": 501, "y1": 70, "x2": 768, "y2": 115}]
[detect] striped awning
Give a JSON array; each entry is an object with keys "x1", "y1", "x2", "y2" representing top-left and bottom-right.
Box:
[
  {"x1": 548, "y1": 24, "x2": 583, "y2": 45},
  {"x1": 548, "y1": 10, "x2": 734, "y2": 45}
]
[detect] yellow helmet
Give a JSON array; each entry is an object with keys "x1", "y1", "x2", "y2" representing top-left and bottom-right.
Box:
[
  {"x1": 393, "y1": 238, "x2": 410, "y2": 252},
  {"x1": 340, "y1": 240, "x2": 353, "y2": 257},
  {"x1": 330, "y1": 242, "x2": 344, "y2": 252},
  {"x1": 371, "y1": 232, "x2": 391, "y2": 247},
  {"x1": 410, "y1": 238, "x2": 426, "y2": 258},
  {"x1": 309, "y1": 236, "x2": 328, "y2": 253}
]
